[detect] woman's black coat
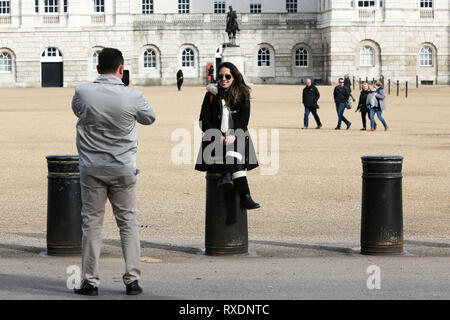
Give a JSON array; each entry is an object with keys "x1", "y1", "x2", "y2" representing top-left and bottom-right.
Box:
[
  {"x1": 194, "y1": 87, "x2": 258, "y2": 172},
  {"x1": 357, "y1": 89, "x2": 370, "y2": 113}
]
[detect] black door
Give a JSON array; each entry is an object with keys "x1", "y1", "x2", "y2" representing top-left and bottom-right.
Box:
[{"x1": 42, "y1": 62, "x2": 63, "y2": 87}]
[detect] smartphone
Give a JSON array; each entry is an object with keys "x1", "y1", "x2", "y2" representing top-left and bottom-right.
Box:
[{"x1": 122, "y1": 70, "x2": 130, "y2": 86}]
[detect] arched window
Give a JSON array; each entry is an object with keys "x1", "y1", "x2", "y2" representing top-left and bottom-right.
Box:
[
  {"x1": 143, "y1": 49, "x2": 156, "y2": 68},
  {"x1": 181, "y1": 48, "x2": 194, "y2": 67},
  {"x1": 295, "y1": 48, "x2": 308, "y2": 67},
  {"x1": 419, "y1": 46, "x2": 433, "y2": 66},
  {"x1": 92, "y1": 50, "x2": 101, "y2": 71},
  {"x1": 0, "y1": 52, "x2": 12, "y2": 72},
  {"x1": 258, "y1": 48, "x2": 270, "y2": 67},
  {"x1": 360, "y1": 46, "x2": 374, "y2": 67}
]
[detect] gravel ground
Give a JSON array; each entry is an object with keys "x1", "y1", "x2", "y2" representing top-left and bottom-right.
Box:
[{"x1": 0, "y1": 84, "x2": 448, "y2": 246}]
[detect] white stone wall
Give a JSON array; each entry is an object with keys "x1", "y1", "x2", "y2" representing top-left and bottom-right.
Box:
[{"x1": 0, "y1": 0, "x2": 448, "y2": 87}]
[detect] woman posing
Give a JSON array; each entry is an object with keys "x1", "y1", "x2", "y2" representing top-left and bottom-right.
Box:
[{"x1": 195, "y1": 62, "x2": 260, "y2": 210}]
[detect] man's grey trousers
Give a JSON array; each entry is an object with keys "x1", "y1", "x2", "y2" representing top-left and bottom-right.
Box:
[{"x1": 80, "y1": 174, "x2": 141, "y2": 287}]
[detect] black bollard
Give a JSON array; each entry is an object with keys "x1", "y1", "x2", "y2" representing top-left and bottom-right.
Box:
[
  {"x1": 46, "y1": 155, "x2": 82, "y2": 256},
  {"x1": 205, "y1": 171, "x2": 248, "y2": 255},
  {"x1": 360, "y1": 155, "x2": 404, "y2": 255},
  {"x1": 388, "y1": 79, "x2": 390, "y2": 95},
  {"x1": 406, "y1": 81, "x2": 408, "y2": 98}
]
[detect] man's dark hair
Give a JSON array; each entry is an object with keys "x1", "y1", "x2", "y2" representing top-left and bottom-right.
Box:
[
  {"x1": 338, "y1": 78, "x2": 344, "y2": 82},
  {"x1": 98, "y1": 48, "x2": 124, "y2": 74}
]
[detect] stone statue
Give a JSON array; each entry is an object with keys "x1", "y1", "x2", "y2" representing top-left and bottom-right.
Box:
[{"x1": 226, "y1": 6, "x2": 240, "y2": 46}]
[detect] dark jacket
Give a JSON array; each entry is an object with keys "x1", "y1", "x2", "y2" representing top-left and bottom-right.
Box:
[
  {"x1": 195, "y1": 84, "x2": 258, "y2": 172},
  {"x1": 302, "y1": 85, "x2": 320, "y2": 108},
  {"x1": 333, "y1": 85, "x2": 351, "y2": 104},
  {"x1": 356, "y1": 89, "x2": 370, "y2": 112},
  {"x1": 344, "y1": 77, "x2": 351, "y2": 89}
]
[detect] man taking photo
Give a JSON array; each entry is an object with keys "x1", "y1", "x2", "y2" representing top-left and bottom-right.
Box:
[{"x1": 72, "y1": 47, "x2": 156, "y2": 296}]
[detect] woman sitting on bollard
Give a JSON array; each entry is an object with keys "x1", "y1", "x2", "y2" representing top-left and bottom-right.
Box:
[
  {"x1": 195, "y1": 62, "x2": 260, "y2": 210},
  {"x1": 367, "y1": 80, "x2": 389, "y2": 131},
  {"x1": 355, "y1": 82, "x2": 376, "y2": 131}
]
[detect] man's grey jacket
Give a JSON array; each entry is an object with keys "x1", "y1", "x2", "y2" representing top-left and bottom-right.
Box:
[{"x1": 72, "y1": 74, "x2": 156, "y2": 176}]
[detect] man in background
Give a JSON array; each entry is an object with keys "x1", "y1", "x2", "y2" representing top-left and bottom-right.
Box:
[
  {"x1": 333, "y1": 78, "x2": 354, "y2": 130},
  {"x1": 301, "y1": 79, "x2": 322, "y2": 129},
  {"x1": 72, "y1": 47, "x2": 156, "y2": 296}
]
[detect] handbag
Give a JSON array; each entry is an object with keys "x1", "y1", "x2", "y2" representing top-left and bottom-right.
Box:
[{"x1": 345, "y1": 98, "x2": 353, "y2": 109}]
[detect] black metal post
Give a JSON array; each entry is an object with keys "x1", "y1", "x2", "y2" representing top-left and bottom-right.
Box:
[
  {"x1": 388, "y1": 79, "x2": 390, "y2": 95},
  {"x1": 204, "y1": 172, "x2": 248, "y2": 255},
  {"x1": 406, "y1": 81, "x2": 408, "y2": 98},
  {"x1": 46, "y1": 155, "x2": 82, "y2": 256},
  {"x1": 416, "y1": 75, "x2": 418, "y2": 88},
  {"x1": 360, "y1": 155, "x2": 404, "y2": 255},
  {"x1": 353, "y1": 76, "x2": 355, "y2": 90},
  {"x1": 396, "y1": 80, "x2": 399, "y2": 96}
]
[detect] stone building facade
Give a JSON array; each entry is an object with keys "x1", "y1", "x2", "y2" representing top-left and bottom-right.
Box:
[{"x1": 0, "y1": 0, "x2": 448, "y2": 87}]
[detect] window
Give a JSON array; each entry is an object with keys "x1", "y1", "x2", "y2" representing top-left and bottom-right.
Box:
[
  {"x1": 250, "y1": 0, "x2": 261, "y2": 13},
  {"x1": 42, "y1": 47, "x2": 61, "y2": 57},
  {"x1": 419, "y1": 46, "x2": 433, "y2": 66},
  {"x1": 35, "y1": 0, "x2": 39, "y2": 13},
  {"x1": 0, "y1": 1, "x2": 10, "y2": 14},
  {"x1": 93, "y1": 0, "x2": 104, "y2": 13},
  {"x1": 0, "y1": 52, "x2": 12, "y2": 72},
  {"x1": 295, "y1": 48, "x2": 308, "y2": 67},
  {"x1": 358, "y1": 1, "x2": 375, "y2": 7},
  {"x1": 214, "y1": 0, "x2": 225, "y2": 14},
  {"x1": 420, "y1": 0, "x2": 433, "y2": 8},
  {"x1": 143, "y1": 49, "x2": 156, "y2": 68},
  {"x1": 142, "y1": 0, "x2": 153, "y2": 14},
  {"x1": 360, "y1": 46, "x2": 375, "y2": 67},
  {"x1": 178, "y1": 0, "x2": 190, "y2": 14},
  {"x1": 182, "y1": 49, "x2": 194, "y2": 67},
  {"x1": 44, "y1": 0, "x2": 59, "y2": 13},
  {"x1": 258, "y1": 48, "x2": 271, "y2": 67},
  {"x1": 286, "y1": 0, "x2": 297, "y2": 13},
  {"x1": 92, "y1": 50, "x2": 101, "y2": 71},
  {"x1": 63, "y1": 0, "x2": 67, "y2": 13}
]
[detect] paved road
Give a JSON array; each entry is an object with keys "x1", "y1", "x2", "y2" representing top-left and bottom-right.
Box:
[{"x1": 0, "y1": 250, "x2": 449, "y2": 300}]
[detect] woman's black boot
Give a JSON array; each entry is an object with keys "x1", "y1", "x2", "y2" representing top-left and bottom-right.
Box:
[{"x1": 233, "y1": 177, "x2": 260, "y2": 210}]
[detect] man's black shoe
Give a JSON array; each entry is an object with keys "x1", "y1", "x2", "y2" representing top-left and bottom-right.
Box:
[
  {"x1": 74, "y1": 281, "x2": 98, "y2": 296},
  {"x1": 126, "y1": 280, "x2": 143, "y2": 295},
  {"x1": 242, "y1": 194, "x2": 260, "y2": 210},
  {"x1": 346, "y1": 122, "x2": 352, "y2": 130}
]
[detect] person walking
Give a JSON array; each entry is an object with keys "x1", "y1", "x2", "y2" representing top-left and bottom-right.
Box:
[
  {"x1": 301, "y1": 79, "x2": 322, "y2": 129},
  {"x1": 177, "y1": 69, "x2": 184, "y2": 91},
  {"x1": 71, "y1": 48, "x2": 156, "y2": 296},
  {"x1": 368, "y1": 80, "x2": 389, "y2": 131},
  {"x1": 355, "y1": 82, "x2": 376, "y2": 131},
  {"x1": 333, "y1": 78, "x2": 354, "y2": 130},
  {"x1": 195, "y1": 62, "x2": 260, "y2": 210}
]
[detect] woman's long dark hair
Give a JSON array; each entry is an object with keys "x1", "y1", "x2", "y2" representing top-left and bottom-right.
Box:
[{"x1": 217, "y1": 62, "x2": 251, "y2": 107}]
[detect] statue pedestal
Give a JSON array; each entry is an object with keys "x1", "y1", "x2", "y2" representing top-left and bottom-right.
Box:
[{"x1": 222, "y1": 46, "x2": 245, "y2": 77}]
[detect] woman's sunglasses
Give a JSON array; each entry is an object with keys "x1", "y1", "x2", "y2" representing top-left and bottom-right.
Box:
[{"x1": 218, "y1": 74, "x2": 232, "y2": 80}]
